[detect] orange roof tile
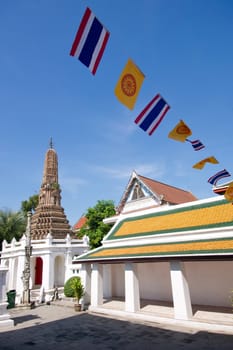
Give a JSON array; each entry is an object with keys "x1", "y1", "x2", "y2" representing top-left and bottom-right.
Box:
[
  {"x1": 138, "y1": 174, "x2": 197, "y2": 204},
  {"x1": 78, "y1": 238, "x2": 233, "y2": 261},
  {"x1": 73, "y1": 216, "x2": 87, "y2": 230},
  {"x1": 111, "y1": 199, "x2": 233, "y2": 240}
]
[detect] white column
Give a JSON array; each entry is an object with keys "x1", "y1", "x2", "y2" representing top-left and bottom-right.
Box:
[
  {"x1": 65, "y1": 234, "x2": 73, "y2": 277},
  {"x1": 103, "y1": 264, "x2": 112, "y2": 299},
  {"x1": 125, "y1": 262, "x2": 140, "y2": 313},
  {"x1": 42, "y1": 254, "x2": 54, "y2": 291},
  {"x1": 7, "y1": 257, "x2": 15, "y2": 291},
  {"x1": 170, "y1": 260, "x2": 192, "y2": 320},
  {"x1": 17, "y1": 253, "x2": 26, "y2": 304},
  {"x1": 91, "y1": 263, "x2": 103, "y2": 307},
  {"x1": 0, "y1": 266, "x2": 14, "y2": 327},
  {"x1": 80, "y1": 263, "x2": 92, "y2": 308},
  {"x1": 64, "y1": 248, "x2": 73, "y2": 282}
]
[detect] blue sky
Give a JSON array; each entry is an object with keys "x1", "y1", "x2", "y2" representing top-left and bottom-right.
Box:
[{"x1": 0, "y1": 0, "x2": 233, "y2": 227}]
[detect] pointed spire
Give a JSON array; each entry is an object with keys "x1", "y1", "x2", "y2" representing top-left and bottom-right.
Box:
[
  {"x1": 49, "y1": 137, "x2": 53, "y2": 149},
  {"x1": 30, "y1": 143, "x2": 73, "y2": 239},
  {"x1": 42, "y1": 142, "x2": 58, "y2": 185}
]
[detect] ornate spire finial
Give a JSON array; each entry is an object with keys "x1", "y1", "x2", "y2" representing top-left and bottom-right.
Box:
[
  {"x1": 49, "y1": 137, "x2": 53, "y2": 149},
  {"x1": 43, "y1": 139, "x2": 58, "y2": 186}
]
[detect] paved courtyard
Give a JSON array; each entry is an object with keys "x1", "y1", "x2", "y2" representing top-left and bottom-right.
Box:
[{"x1": 0, "y1": 302, "x2": 233, "y2": 350}]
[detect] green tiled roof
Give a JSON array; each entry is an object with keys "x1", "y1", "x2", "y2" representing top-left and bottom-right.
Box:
[
  {"x1": 78, "y1": 237, "x2": 233, "y2": 261},
  {"x1": 77, "y1": 198, "x2": 233, "y2": 262},
  {"x1": 108, "y1": 199, "x2": 233, "y2": 240}
]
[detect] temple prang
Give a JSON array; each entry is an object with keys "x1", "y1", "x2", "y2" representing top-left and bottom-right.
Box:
[{"x1": 30, "y1": 144, "x2": 73, "y2": 239}]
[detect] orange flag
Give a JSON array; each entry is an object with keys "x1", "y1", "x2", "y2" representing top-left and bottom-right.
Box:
[
  {"x1": 192, "y1": 156, "x2": 219, "y2": 170},
  {"x1": 224, "y1": 182, "x2": 233, "y2": 202},
  {"x1": 168, "y1": 120, "x2": 192, "y2": 142}
]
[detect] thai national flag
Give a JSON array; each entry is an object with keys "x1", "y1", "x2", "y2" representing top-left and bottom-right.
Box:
[
  {"x1": 208, "y1": 169, "x2": 231, "y2": 186},
  {"x1": 134, "y1": 94, "x2": 170, "y2": 136},
  {"x1": 187, "y1": 139, "x2": 205, "y2": 151},
  {"x1": 70, "y1": 7, "x2": 110, "y2": 75}
]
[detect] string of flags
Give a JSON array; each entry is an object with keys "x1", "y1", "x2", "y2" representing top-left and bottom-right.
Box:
[{"x1": 69, "y1": 6, "x2": 232, "y2": 202}]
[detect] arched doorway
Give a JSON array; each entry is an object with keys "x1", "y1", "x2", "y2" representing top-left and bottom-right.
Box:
[{"x1": 35, "y1": 257, "x2": 43, "y2": 285}]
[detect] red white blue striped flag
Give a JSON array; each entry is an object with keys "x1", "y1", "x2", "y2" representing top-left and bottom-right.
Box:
[
  {"x1": 70, "y1": 7, "x2": 110, "y2": 75},
  {"x1": 134, "y1": 94, "x2": 170, "y2": 136},
  {"x1": 186, "y1": 139, "x2": 205, "y2": 151},
  {"x1": 208, "y1": 169, "x2": 231, "y2": 186}
]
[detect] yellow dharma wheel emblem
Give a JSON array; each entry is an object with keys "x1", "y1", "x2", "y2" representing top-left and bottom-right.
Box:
[{"x1": 121, "y1": 74, "x2": 136, "y2": 96}]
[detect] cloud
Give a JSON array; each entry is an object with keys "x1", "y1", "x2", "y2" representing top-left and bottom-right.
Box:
[
  {"x1": 59, "y1": 175, "x2": 88, "y2": 195},
  {"x1": 103, "y1": 114, "x2": 137, "y2": 141},
  {"x1": 92, "y1": 162, "x2": 166, "y2": 179},
  {"x1": 111, "y1": 119, "x2": 136, "y2": 135},
  {"x1": 172, "y1": 160, "x2": 189, "y2": 177}
]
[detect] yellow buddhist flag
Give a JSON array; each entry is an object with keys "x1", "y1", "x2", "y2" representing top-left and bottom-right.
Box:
[
  {"x1": 168, "y1": 120, "x2": 192, "y2": 142},
  {"x1": 192, "y1": 156, "x2": 219, "y2": 170},
  {"x1": 114, "y1": 59, "x2": 145, "y2": 110},
  {"x1": 224, "y1": 182, "x2": 233, "y2": 202}
]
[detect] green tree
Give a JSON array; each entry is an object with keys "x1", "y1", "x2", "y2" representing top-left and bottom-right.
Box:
[
  {"x1": 0, "y1": 209, "x2": 26, "y2": 248},
  {"x1": 79, "y1": 200, "x2": 115, "y2": 249},
  {"x1": 21, "y1": 194, "x2": 39, "y2": 217}
]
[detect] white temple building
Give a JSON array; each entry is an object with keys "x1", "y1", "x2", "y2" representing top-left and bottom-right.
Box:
[
  {"x1": 75, "y1": 171, "x2": 233, "y2": 326},
  {"x1": 1, "y1": 142, "x2": 89, "y2": 304}
]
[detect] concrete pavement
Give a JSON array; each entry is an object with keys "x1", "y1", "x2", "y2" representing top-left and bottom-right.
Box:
[{"x1": 0, "y1": 301, "x2": 233, "y2": 349}]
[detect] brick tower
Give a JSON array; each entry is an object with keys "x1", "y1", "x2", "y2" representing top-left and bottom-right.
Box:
[{"x1": 30, "y1": 140, "x2": 73, "y2": 239}]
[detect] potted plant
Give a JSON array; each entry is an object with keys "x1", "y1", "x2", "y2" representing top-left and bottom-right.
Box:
[{"x1": 70, "y1": 277, "x2": 85, "y2": 311}]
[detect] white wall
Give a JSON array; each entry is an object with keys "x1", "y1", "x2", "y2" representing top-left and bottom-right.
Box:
[
  {"x1": 111, "y1": 264, "x2": 125, "y2": 297},
  {"x1": 185, "y1": 260, "x2": 233, "y2": 307},
  {"x1": 108, "y1": 260, "x2": 233, "y2": 308},
  {"x1": 54, "y1": 255, "x2": 65, "y2": 287},
  {"x1": 110, "y1": 261, "x2": 173, "y2": 301},
  {"x1": 123, "y1": 197, "x2": 157, "y2": 214},
  {"x1": 138, "y1": 262, "x2": 172, "y2": 301}
]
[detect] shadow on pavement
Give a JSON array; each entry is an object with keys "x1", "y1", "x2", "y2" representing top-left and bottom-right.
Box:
[
  {"x1": 0, "y1": 312, "x2": 233, "y2": 350},
  {"x1": 12, "y1": 314, "x2": 41, "y2": 325}
]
